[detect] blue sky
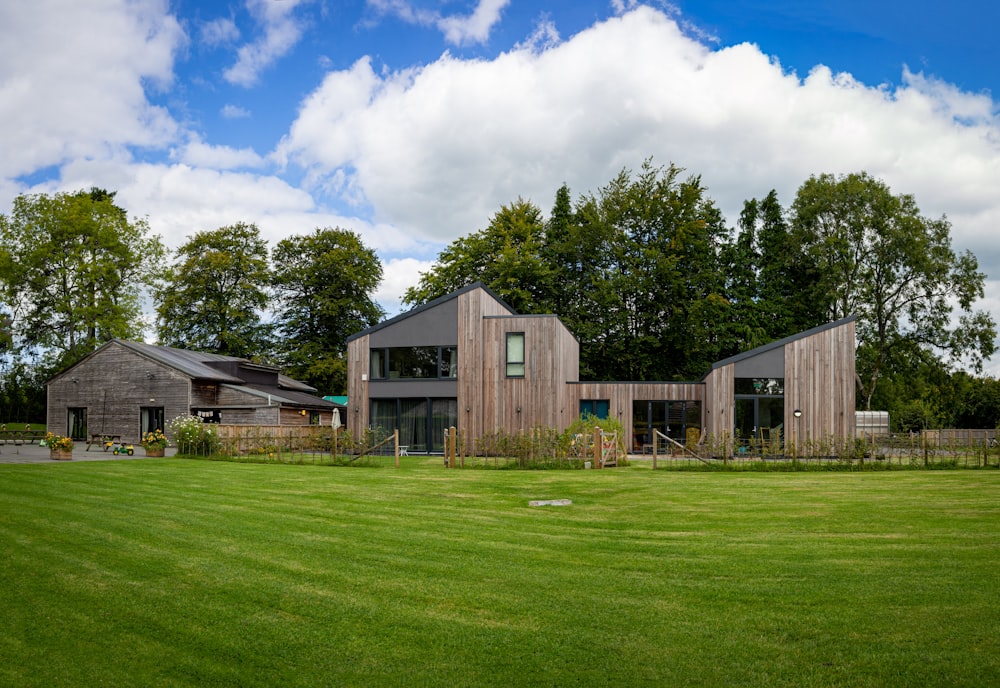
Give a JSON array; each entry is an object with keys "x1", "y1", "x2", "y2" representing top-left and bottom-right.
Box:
[{"x1": 2, "y1": 0, "x2": 1000, "y2": 370}]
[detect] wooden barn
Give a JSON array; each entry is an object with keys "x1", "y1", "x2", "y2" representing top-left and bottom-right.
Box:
[
  {"x1": 346, "y1": 283, "x2": 856, "y2": 455},
  {"x1": 47, "y1": 340, "x2": 341, "y2": 444}
]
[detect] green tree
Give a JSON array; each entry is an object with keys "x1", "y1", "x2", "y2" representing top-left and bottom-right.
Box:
[
  {"x1": 724, "y1": 190, "x2": 825, "y2": 352},
  {"x1": 567, "y1": 161, "x2": 730, "y2": 380},
  {"x1": 405, "y1": 160, "x2": 731, "y2": 381},
  {"x1": 0, "y1": 188, "x2": 165, "y2": 370},
  {"x1": 155, "y1": 222, "x2": 274, "y2": 359},
  {"x1": 790, "y1": 172, "x2": 996, "y2": 409},
  {"x1": 271, "y1": 227, "x2": 384, "y2": 394},
  {"x1": 403, "y1": 199, "x2": 551, "y2": 314}
]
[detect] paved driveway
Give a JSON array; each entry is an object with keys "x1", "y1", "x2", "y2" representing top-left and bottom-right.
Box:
[{"x1": 0, "y1": 440, "x2": 177, "y2": 464}]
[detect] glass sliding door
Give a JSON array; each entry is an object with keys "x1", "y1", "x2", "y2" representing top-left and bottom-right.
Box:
[
  {"x1": 430, "y1": 399, "x2": 458, "y2": 453},
  {"x1": 369, "y1": 398, "x2": 458, "y2": 453}
]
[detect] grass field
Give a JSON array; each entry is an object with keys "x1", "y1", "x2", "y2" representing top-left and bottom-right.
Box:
[{"x1": 1, "y1": 458, "x2": 997, "y2": 687}]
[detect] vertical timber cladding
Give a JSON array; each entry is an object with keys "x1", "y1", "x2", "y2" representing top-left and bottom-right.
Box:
[
  {"x1": 569, "y1": 381, "x2": 706, "y2": 448},
  {"x1": 457, "y1": 288, "x2": 517, "y2": 444},
  {"x1": 346, "y1": 336, "x2": 369, "y2": 439},
  {"x1": 784, "y1": 318, "x2": 856, "y2": 443},
  {"x1": 703, "y1": 364, "x2": 734, "y2": 440},
  {"x1": 479, "y1": 313, "x2": 579, "y2": 440}
]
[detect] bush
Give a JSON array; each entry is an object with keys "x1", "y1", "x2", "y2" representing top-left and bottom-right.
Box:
[{"x1": 168, "y1": 415, "x2": 219, "y2": 456}]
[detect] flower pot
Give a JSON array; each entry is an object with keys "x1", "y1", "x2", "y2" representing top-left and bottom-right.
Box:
[
  {"x1": 50, "y1": 449, "x2": 73, "y2": 461},
  {"x1": 144, "y1": 447, "x2": 165, "y2": 457}
]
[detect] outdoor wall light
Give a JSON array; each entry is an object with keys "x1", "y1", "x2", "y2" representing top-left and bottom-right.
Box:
[
  {"x1": 516, "y1": 406, "x2": 522, "y2": 413},
  {"x1": 70, "y1": 377, "x2": 78, "y2": 384},
  {"x1": 145, "y1": 371, "x2": 155, "y2": 379},
  {"x1": 793, "y1": 409, "x2": 802, "y2": 418}
]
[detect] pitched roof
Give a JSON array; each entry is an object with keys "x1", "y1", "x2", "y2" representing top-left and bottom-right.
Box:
[
  {"x1": 706, "y1": 316, "x2": 857, "y2": 373},
  {"x1": 346, "y1": 281, "x2": 515, "y2": 342},
  {"x1": 49, "y1": 339, "x2": 337, "y2": 408}
]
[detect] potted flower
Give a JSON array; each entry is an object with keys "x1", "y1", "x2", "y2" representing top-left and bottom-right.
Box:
[
  {"x1": 140, "y1": 428, "x2": 168, "y2": 457},
  {"x1": 43, "y1": 432, "x2": 74, "y2": 460}
]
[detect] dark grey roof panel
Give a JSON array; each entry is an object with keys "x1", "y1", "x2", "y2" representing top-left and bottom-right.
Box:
[
  {"x1": 346, "y1": 282, "x2": 516, "y2": 342},
  {"x1": 706, "y1": 315, "x2": 857, "y2": 374},
  {"x1": 114, "y1": 339, "x2": 247, "y2": 382}
]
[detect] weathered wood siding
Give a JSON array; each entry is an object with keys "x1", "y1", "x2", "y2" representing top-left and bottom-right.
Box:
[
  {"x1": 346, "y1": 336, "x2": 369, "y2": 438},
  {"x1": 703, "y1": 364, "x2": 734, "y2": 439},
  {"x1": 457, "y1": 288, "x2": 517, "y2": 442},
  {"x1": 46, "y1": 341, "x2": 191, "y2": 443},
  {"x1": 570, "y1": 381, "x2": 705, "y2": 448},
  {"x1": 477, "y1": 314, "x2": 578, "y2": 440},
  {"x1": 784, "y1": 319, "x2": 856, "y2": 444}
]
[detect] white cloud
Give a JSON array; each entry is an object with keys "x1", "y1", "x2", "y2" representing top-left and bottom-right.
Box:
[
  {"x1": 221, "y1": 104, "x2": 252, "y2": 119},
  {"x1": 175, "y1": 138, "x2": 265, "y2": 170},
  {"x1": 200, "y1": 16, "x2": 240, "y2": 46},
  {"x1": 377, "y1": 257, "x2": 436, "y2": 315},
  {"x1": 279, "y1": 7, "x2": 1000, "y2": 265},
  {"x1": 438, "y1": 0, "x2": 509, "y2": 46},
  {"x1": 0, "y1": 0, "x2": 185, "y2": 179},
  {"x1": 223, "y1": 0, "x2": 312, "y2": 87},
  {"x1": 367, "y1": 0, "x2": 509, "y2": 46}
]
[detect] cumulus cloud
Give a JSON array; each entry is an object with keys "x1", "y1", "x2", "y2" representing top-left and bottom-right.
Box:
[
  {"x1": 0, "y1": 0, "x2": 185, "y2": 179},
  {"x1": 200, "y1": 16, "x2": 240, "y2": 46},
  {"x1": 224, "y1": 0, "x2": 311, "y2": 87},
  {"x1": 278, "y1": 6, "x2": 1000, "y2": 271},
  {"x1": 367, "y1": 0, "x2": 509, "y2": 46},
  {"x1": 175, "y1": 138, "x2": 265, "y2": 170},
  {"x1": 221, "y1": 104, "x2": 252, "y2": 119}
]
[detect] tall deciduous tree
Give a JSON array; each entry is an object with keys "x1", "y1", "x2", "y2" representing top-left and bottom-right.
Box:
[
  {"x1": 405, "y1": 160, "x2": 731, "y2": 381},
  {"x1": 790, "y1": 172, "x2": 996, "y2": 409},
  {"x1": 723, "y1": 190, "x2": 825, "y2": 351},
  {"x1": 0, "y1": 188, "x2": 165, "y2": 369},
  {"x1": 271, "y1": 228, "x2": 384, "y2": 394},
  {"x1": 155, "y1": 222, "x2": 273, "y2": 359},
  {"x1": 403, "y1": 199, "x2": 551, "y2": 315}
]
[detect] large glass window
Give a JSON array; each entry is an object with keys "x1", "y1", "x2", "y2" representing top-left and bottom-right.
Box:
[
  {"x1": 441, "y1": 347, "x2": 458, "y2": 378},
  {"x1": 506, "y1": 333, "x2": 525, "y2": 377},
  {"x1": 632, "y1": 400, "x2": 701, "y2": 452},
  {"x1": 735, "y1": 378, "x2": 784, "y2": 395},
  {"x1": 369, "y1": 346, "x2": 459, "y2": 380},
  {"x1": 734, "y1": 378, "x2": 784, "y2": 452},
  {"x1": 369, "y1": 398, "x2": 458, "y2": 453}
]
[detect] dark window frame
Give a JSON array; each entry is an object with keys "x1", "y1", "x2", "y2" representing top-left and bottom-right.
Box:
[{"x1": 506, "y1": 332, "x2": 525, "y2": 378}]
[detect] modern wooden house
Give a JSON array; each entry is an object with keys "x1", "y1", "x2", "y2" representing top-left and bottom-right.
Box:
[
  {"x1": 47, "y1": 340, "x2": 341, "y2": 443},
  {"x1": 346, "y1": 283, "x2": 856, "y2": 454}
]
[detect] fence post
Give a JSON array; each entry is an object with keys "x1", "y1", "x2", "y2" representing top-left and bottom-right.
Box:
[
  {"x1": 593, "y1": 426, "x2": 602, "y2": 469},
  {"x1": 449, "y1": 426, "x2": 457, "y2": 468},
  {"x1": 394, "y1": 429, "x2": 400, "y2": 468}
]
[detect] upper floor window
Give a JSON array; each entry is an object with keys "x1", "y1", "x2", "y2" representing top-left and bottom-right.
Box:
[
  {"x1": 506, "y1": 332, "x2": 525, "y2": 377},
  {"x1": 735, "y1": 378, "x2": 784, "y2": 395},
  {"x1": 369, "y1": 346, "x2": 458, "y2": 380}
]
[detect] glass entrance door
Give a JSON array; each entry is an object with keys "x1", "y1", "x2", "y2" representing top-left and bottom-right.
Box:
[{"x1": 734, "y1": 397, "x2": 784, "y2": 453}]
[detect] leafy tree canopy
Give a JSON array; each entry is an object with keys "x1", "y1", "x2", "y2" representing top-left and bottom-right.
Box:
[
  {"x1": 0, "y1": 188, "x2": 165, "y2": 371},
  {"x1": 155, "y1": 222, "x2": 273, "y2": 360},
  {"x1": 272, "y1": 227, "x2": 384, "y2": 393},
  {"x1": 790, "y1": 171, "x2": 996, "y2": 409}
]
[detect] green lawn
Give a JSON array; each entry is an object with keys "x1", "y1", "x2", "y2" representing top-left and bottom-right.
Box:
[{"x1": 1, "y1": 459, "x2": 997, "y2": 687}]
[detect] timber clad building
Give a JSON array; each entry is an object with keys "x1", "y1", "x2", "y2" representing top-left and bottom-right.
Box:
[
  {"x1": 347, "y1": 283, "x2": 856, "y2": 454},
  {"x1": 47, "y1": 340, "x2": 340, "y2": 443}
]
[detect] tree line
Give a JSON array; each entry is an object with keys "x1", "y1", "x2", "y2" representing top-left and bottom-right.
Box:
[{"x1": 0, "y1": 162, "x2": 997, "y2": 430}]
